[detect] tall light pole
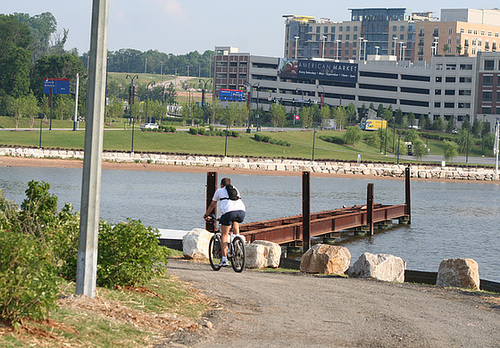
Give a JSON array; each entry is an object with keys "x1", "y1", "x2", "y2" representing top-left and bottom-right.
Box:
[
  {"x1": 322, "y1": 35, "x2": 327, "y2": 59},
  {"x1": 145, "y1": 81, "x2": 155, "y2": 123},
  {"x1": 393, "y1": 36, "x2": 398, "y2": 56},
  {"x1": 494, "y1": 118, "x2": 499, "y2": 179},
  {"x1": 200, "y1": 78, "x2": 212, "y2": 125},
  {"x1": 294, "y1": 36, "x2": 300, "y2": 59},
  {"x1": 126, "y1": 74, "x2": 139, "y2": 152},
  {"x1": 363, "y1": 39, "x2": 368, "y2": 62},
  {"x1": 76, "y1": 0, "x2": 109, "y2": 298},
  {"x1": 336, "y1": 40, "x2": 341, "y2": 60},
  {"x1": 358, "y1": 36, "x2": 364, "y2": 60}
]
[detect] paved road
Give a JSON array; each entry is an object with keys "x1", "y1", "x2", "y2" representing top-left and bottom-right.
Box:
[{"x1": 166, "y1": 258, "x2": 500, "y2": 348}]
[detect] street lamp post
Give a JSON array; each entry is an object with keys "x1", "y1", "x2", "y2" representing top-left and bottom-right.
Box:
[
  {"x1": 294, "y1": 36, "x2": 300, "y2": 59},
  {"x1": 358, "y1": 36, "x2": 364, "y2": 60},
  {"x1": 363, "y1": 39, "x2": 368, "y2": 62},
  {"x1": 375, "y1": 45, "x2": 380, "y2": 57},
  {"x1": 126, "y1": 74, "x2": 139, "y2": 153},
  {"x1": 322, "y1": 35, "x2": 327, "y2": 59},
  {"x1": 393, "y1": 36, "x2": 398, "y2": 56},
  {"x1": 200, "y1": 79, "x2": 212, "y2": 125},
  {"x1": 145, "y1": 81, "x2": 155, "y2": 123},
  {"x1": 312, "y1": 127, "x2": 317, "y2": 161}
]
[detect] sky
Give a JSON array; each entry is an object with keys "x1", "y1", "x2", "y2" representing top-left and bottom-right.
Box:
[{"x1": 3, "y1": 0, "x2": 500, "y2": 57}]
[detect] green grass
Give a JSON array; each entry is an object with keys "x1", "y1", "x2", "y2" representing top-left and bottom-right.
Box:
[
  {"x1": 0, "y1": 254, "x2": 209, "y2": 347},
  {"x1": 0, "y1": 121, "x2": 492, "y2": 164}
]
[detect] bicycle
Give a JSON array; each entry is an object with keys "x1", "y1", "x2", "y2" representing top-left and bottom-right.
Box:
[{"x1": 205, "y1": 215, "x2": 246, "y2": 272}]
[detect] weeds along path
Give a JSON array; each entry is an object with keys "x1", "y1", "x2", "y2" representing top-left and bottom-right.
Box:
[{"x1": 166, "y1": 258, "x2": 500, "y2": 348}]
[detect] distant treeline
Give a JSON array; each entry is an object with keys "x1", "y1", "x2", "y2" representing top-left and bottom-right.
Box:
[{"x1": 80, "y1": 49, "x2": 214, "y2": 77}]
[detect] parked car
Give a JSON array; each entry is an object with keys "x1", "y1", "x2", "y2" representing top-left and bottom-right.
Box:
[{"x1": 140, "y1": 123, "x2": 159, "y2": 130}]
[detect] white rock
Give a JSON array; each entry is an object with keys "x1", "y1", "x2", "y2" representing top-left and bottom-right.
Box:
[
  {"x1": 245, "y1": 240, "x2": 282, "y2": 269},
  {"x1": 300, "y1": 244, "x2": 351, "y2": 275},
  {"x1": 182, "y1": 228, "x2": 212, "y2": 259},
  {"x1": 436, "y1": 258, "x2": 480, "y2": 290},
  {"x1": 348, "y1": 252, "x2": 405, "y2": 282}
]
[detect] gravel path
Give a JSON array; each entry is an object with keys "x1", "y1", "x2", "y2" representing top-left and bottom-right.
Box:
[{"x1": 166, "y1": 258, "x2": 500, "y2": 348}]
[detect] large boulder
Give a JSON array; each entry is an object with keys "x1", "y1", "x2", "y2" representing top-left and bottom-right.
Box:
[
  {"x1": 246, "y1": 240, "x2": 282, "y2": 269},
  {"x1": 348, "y1": 252, "x2": 405, "y2": 282},
  {"x1": 436, "y1": 258, "x2": 480, "y2": 290},
  {"x1": 300, "y1": 244, "x2": 351, "y2": 275},
  {"x1": 182, "y1": 228, "x2": 212, "y2": 259}
]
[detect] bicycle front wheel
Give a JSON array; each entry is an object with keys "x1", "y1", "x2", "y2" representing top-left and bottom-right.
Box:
[
  {"x1": 230, "y1": 236, "x2": 246, "y2": 273},
  {"x1": 209, "y1": 234, "x2": 222, "y2": 271}
]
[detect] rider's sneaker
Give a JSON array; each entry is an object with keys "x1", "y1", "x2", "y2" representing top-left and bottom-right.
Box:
[{"x1": 218, "y1": 260, "x2": 230, "y2": 267}]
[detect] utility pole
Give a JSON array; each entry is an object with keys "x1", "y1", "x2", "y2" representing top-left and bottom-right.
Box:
[
  {"x1": 73, "y1": 73, "x2": 79, "y2": 131},
  {"x1": 494, "y1": 119, "x2": 499, "y2": 179},
  {"x1": 76, "y1": 0, "x2": 109, "y2": 298}
]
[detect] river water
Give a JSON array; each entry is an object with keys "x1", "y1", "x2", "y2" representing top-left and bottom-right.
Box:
[{"x1": 1, "y1": 166, "x2": 499, "y2": 281}]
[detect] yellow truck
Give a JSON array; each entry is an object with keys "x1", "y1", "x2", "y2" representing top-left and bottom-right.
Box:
[{"x1": 360, "y1": 119, "x2": 387, "y2": 131}]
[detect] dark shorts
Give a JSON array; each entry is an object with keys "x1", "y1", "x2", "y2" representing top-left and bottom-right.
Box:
[{"x1": 220, "y1": 210, "x2": 246, "y2": 226}]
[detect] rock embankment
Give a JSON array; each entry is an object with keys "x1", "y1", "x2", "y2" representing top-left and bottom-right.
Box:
[{"x1": 1, "y1": 147, "x2": 498, "y2": 181}]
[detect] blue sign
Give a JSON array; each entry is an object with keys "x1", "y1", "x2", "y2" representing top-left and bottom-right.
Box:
[
  {"x1": 219, "y1": 89, "x2": 245, "y2": 101},
  {"x1": 43, "y1": 78, "x2": 71, "y2": 94},
  {"x1": 279, "y1": 59, "x2": 358, "y2": 83}
]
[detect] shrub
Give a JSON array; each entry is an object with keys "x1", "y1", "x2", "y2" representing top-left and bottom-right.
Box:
[
  {"x1": 97, "y1": 219, "x2": 170, "y2": 288},
  {"x1": 197, "y1": 127, "x2": 206, "y2": 135},
  {"x1": 319, "y1": 135, "x2": 347, "y2": 145},
  {"x1": 188, "y1": 127, "x2": 198, "y2": 135},
  {"x1": 0, "y1": 231, "x2": 60, "y2": 328}
]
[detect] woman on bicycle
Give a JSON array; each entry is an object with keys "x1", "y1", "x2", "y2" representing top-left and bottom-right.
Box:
[{"x1": 204, "y1": 177, "x2": 246, "y2": 267}]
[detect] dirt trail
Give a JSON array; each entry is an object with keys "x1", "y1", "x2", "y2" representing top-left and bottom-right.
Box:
[{"x1": 165, "y1": 258, "x2": 500, "y2": 348}]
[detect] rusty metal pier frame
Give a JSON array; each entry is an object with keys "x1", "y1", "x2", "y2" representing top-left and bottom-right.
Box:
[{"x1": 205, "y1": 167, "x2": 411, "y2": 250}]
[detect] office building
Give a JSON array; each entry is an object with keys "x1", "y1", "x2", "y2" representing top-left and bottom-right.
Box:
[{"x1": 213, "y1": 46, "x2": 500, "y2": 131}]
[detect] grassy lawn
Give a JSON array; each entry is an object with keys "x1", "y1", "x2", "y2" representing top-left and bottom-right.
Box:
[
  {"x1": 0, "y1": 119, "x2": 491, "y2": 164},
  {"x1": 0, "y1": 253, "x2": 209, "y2": 347}
]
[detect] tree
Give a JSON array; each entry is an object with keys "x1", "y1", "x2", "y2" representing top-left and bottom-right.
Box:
[
  {"x1": 461, "y1": 117, "x2": 471, "y2": 131},
  {"x1": 456, "y1": 129, "x2": 474, "y2": 152},
  {"x1": 346, "y1": 103, "x2": 357, "y2": 125},
  {"x1": 443, "y1": 44, "x2": 450, "y2": 54},
  {"x1": 332, "y1": 106, "x2": 346, "y2": 130},
  {"x1": 412, "y1": 139, "x2": 427, "y2": 160},
  {"x1": 300, "y1": 107, "x2": 314, "y2": 128},
  {"x1": 10, "y1": 93, "x2": 40, "y2": 129},
  {"x1": 13, "y1": 12, "x2": 57, "y2": 59},
  {"x1": 0, "y1": 15, "x2": 32, "y2": 99},
  {"x1": 382, "y1": 108, "x2": 392, "y2": 121},
  {"x1": 456, "y1": 45, "x2": 462, "y2": 55},
  {"x1": 481, "y1": 133, "x2": 495, "y2": 156},
  {"x1": 344, "y1": 126, "x2": 362, "y2": 145},
  {"x1": 445, "y1": 117, "x2": 455, "y2": 133},
  {"x1": 394, "y1": 108, "x2": 404, "y2": 126},
  {"x1": 443, "y1": 141, "x2": 458, "y2": 162},
  {"x1": 432, "y1": 117, "x2": 444, "y2": 131},
  {"x1": 318, "y1": 104, "x2": 331, "y2": 127},
  {"x1": 408, "y1": 112, "x2": 415, "y2": 127},
  {"x1": 471, "y1": 117, "x2": 482, "y2": 136},
  {"x1": 377, "y1": 104, "x2": 384, "y2": 118},
  {"x1": 30, "y1": 53, "x2": 86, "y2": 99},
  {"x1": 269, "y1": 103, "x2": 286, "y2": 129},
  {"x1": 106, "y1": 97, "x2": 124, "y2": 124}
]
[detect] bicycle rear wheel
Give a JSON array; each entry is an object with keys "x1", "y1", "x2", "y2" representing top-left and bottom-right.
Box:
[
  {"x1": 209, "y1": 234, "x2": 222, "y2": 271},
  {"x1": 230, "y1": 236, "x2": 246, "y2": 273}
]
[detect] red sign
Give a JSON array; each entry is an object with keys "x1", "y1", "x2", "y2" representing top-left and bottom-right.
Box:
[{"x1": 294, "y1": 115, "x2": 300, "y2": 120}]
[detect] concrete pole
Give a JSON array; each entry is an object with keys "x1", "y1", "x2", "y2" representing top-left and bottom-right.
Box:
[
  {"x1": 76, "y1": 0, "x2": 109, "y2": 298},
  {"x1": 73, "y1": 73, "x2": 79, "y2": 131}
]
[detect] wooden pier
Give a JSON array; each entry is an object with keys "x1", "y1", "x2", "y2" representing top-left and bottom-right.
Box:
[{"x1": 206, "y1": 167, "x2": 411, "y2": 251}]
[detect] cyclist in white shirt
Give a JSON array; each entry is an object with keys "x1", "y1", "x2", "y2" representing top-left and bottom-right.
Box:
[{"x1": 204, "y1": 177, "x2": 246, "y2": 266}]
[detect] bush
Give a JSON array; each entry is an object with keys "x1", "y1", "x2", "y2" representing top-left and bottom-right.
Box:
[
  {"x1": 97, "y1": 219, "x2": 170, "y2": 288},
  {"x1": 253, "y1": 133, "x2": 290, "y2": 146},
  {"x1": 188, "y1": 127, "x2": 198, "y2": 135},
  {"x1": 319, "y1": 135, "x2": 347, "y2": 145},
  {"x1": 162, "y1": 125, "x2": 176, "y2": 133},
  {"x1": 0, "y1": 231, "x2": 60, "y2": 328},
  {"x1": 197, "y1": 127, "x2": 206, "y2": 135}
]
